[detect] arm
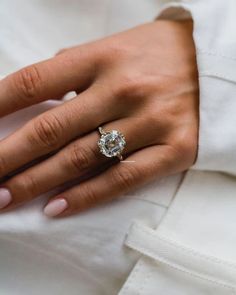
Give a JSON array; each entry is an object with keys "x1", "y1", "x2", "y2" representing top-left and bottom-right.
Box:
[{"x1": 119, "y1": 3, "x2": 236, "y2": 294}]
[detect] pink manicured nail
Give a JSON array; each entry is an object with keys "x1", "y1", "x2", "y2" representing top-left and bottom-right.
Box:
[
  {"x1": 44, "y1": 198, "x2": 68, "y2": 217},
  {"x1": 0, "y1": 188, "x2": 12, "y2": 209}
]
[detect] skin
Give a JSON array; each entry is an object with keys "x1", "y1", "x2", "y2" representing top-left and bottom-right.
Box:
[{"x1": 0, "y1": 20, "x2": 199, "y2": 217}]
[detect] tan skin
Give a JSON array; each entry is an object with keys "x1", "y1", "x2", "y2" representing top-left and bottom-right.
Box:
[{"x1": 0, "y1": 20, "x2": 199, "y2": 217}]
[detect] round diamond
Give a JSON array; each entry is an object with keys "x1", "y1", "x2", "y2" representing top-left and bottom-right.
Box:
[{"x1": 98, "y1": 130, "x2": 126, "y2": 158}]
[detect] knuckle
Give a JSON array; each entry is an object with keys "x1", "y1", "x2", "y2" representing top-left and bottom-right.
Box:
[
  {"x1": 111, "y1": 166, "x2": 140, "y2": 191},
  {"x1": 30, "y1": 114, "x2": 64, "y2": 149},
  {"x1": 144, "y1": 112, "x2": 160, "y2": 129},
  {"x1": 114, "y1": 74, "x2": 155, "y2": 101},
  {"x1": 70, "y1": 183, "x2": 100, "y2": 210},
  {"x1": 81, "y1": 184, "x2": 99, "y2": 207},
  {"x1": 68, "y1": 144, "x2": 92, "y2": 173},
  {"x1": 173, "y1": 132, "x2": 198, "y2": 166},
  {"x1": 13, "y1": 65, "x2": 43, "y2": 102},
  {"x1": 100, "y1": 42, "x2": 131, "y2": 63},
  {"x1": 116, "y1": 75, "x2": 142, "y2": 98},
  {"x1": 12, "y1": 174, "x2": 39, "y2": 199}
]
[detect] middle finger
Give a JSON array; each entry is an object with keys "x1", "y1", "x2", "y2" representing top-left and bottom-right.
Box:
[
  {"x1": 1, "y1": 117, "x2": 157, "y2": 209},
  {"x1": 0, "y1": 85, "x2": 123, "y2": 178}
]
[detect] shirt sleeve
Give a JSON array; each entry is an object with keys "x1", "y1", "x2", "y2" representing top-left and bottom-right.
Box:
[{"x1": 157, "y1": 0, "x2": 236, "y2": 175}]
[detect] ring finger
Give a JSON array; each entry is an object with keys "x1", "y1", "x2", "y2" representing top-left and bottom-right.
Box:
[{"x1": 0, "y1": 117, "x2": 158, "y2": 210}]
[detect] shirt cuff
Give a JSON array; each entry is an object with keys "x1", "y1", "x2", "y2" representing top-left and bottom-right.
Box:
[{"x1": 157, "y1": 1, "x2": 236, "y2": 175}]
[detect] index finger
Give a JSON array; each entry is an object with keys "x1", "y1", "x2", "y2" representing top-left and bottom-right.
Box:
[
  {"x1": 0, "y1": 83, "x2": 123, "y2": 179},
  {"x1": 0, "y1": 45, "x2": 98, "y2": 117}
]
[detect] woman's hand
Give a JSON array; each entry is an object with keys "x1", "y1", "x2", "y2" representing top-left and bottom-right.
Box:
[{"x1": 0, "y1": 20, "x2": 198, "y2": 217}]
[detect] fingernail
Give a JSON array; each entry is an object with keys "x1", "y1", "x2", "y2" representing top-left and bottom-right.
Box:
[
  {"x1": 0, "y1": 188, "x2": 12, "y2": 209},
  {"x1": 44, "y1": 198, "x2": 68, "y2": 217}
]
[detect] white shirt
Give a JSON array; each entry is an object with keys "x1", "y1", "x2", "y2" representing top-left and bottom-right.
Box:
[
  {"x1": 0, "y1": 0, "x2": 236, "y2": 294},
  {"x1": 120, "y1": 1, "x2": 236, "y2": 294}
]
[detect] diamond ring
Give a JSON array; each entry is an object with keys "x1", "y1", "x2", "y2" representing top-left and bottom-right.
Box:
[{"x1": 97, "y1": 127, "x2": 126, "y2": 161}]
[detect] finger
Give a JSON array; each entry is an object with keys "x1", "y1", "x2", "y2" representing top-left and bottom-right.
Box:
[
  {"x1": 43, "y1": 144, "x2": 180, "y2": 217},
  {"x1": 0, "y1": 45, "x2": 97, "y2": 116},
  {"x1": 0, "y1": 117, "x2": 157, "y2": 210},
  {"x1": 0, "y1": 84, "x2": 124, "y2": 178}
]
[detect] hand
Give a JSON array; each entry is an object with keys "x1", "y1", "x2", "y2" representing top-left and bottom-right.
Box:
[{"x1": 0, "y1": 20, "x2": 198, "y2": 217}]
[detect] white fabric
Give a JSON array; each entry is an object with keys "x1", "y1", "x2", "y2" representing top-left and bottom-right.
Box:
[
  {"x1": 158, "y1": 0, "x2": 236, "y2": 175},
  {"x1": 0, "y1": 1, "x2": 180, "y2": 294},
  {"x1": 120, "y1": 172, "x2": 236, "y2": 294},
  {"x1": 0, "y1": 102, "x2": 182, "y2": 295},
  {"x1": 119, "y1": 1, "x2": 236, "y2": 294},
  {"x1": 0, "y1": 0, "x2": 236, "y2": 295}
]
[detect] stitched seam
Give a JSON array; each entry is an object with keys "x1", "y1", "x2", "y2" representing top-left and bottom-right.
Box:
[
  {"x1": 120, "y1": 259, "x2": 144, "y2": 295},
  {"x1": 136, "y1": 225, "x2": 236, "y2": 270},
  {"x1": 138, "y1": 264, "x2": 151, "y2": 295},
  {"x1": 126, "y1": 239, "x2": 236, "y2": 292}
]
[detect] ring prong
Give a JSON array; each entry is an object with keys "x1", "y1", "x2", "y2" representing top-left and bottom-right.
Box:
[
  {"x1": 98, "y1": 127, "x2": 106, "y2": 135},
  {"x1": 117, "y1": 154, "x2": 123, "y2": 161}
]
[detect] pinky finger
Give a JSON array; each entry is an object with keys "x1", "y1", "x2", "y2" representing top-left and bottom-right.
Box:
[{"x1": 43, "y1": 144, "x2": 180, "y2": 217}]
